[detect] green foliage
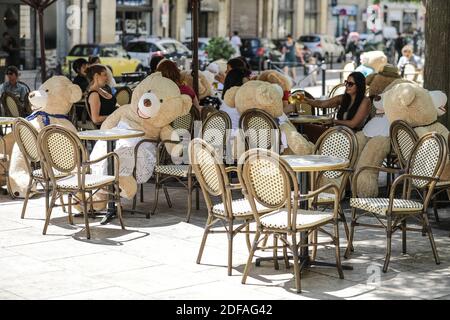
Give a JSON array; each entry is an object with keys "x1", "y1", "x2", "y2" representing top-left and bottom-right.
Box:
[{"x1": 205, "y1": 37, "x2": 235, "y2": 61}]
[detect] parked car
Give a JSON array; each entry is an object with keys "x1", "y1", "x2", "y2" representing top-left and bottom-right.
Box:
[
  {"x1": 240, "y1": 38, "x2": 283, "y2": 70},
  {"x1": 126, "y1": 37, "x2": 192, "y2": 70},
  {"x1": 63, "y1": 44, "x2": 142, "y2": 78},
  {"x1": 183, "y1": 37, "x2": 210, "y2": 70},
  {"x1": 297, "y1": 34, "x2": 345, "y2": 62}
]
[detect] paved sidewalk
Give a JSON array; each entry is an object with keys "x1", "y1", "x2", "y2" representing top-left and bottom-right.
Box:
[{"x1": 1, "y1": 183, "x2": 449, "y2": 300}]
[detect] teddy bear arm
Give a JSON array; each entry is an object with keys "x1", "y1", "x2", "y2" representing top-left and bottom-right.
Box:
[
  {"x1": 100, "y1": 106, "x2": 128, "y2": 130},
  {"x1": 280, "y1": 123, "x2": 314, "y2": 155}
]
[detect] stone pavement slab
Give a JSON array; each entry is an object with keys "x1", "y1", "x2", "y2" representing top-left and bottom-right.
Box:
[{"x1": 1, "y1": 182, "x2": 450, "y2": 300}]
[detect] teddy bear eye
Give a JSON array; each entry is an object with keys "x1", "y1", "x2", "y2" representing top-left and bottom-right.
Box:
[
  {"x1": 160, "y1": 99, "x2": 163, "y2": 103},
  {"x1": 45, "y1": 89, "x2": 49, "y2": 93},
  {"x1": 147, "y1": 90, "x2": 151, "y2": 93}
]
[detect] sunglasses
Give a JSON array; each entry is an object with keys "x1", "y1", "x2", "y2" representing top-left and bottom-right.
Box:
[
  {"x1": 6, "y1": 72, "x2": 15, "y2": 76},
  {"x1": 344, "y1": 80, "x2": 355, "y2": 88}
]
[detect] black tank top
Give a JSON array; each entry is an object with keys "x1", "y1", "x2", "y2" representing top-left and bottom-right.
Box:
[{"x1": 87, "y1": 90, "x2": 117, "y2": 117}]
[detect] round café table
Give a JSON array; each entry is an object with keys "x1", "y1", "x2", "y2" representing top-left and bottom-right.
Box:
[
  {"x1": 78, "y1": 128, "x2": 145, "y2": 222},
  {"x1": 288, "y1": 115, "x2": 334, "y2": 135},
  {"x1": 256, "y1": 154, "x2": 353, "y2": 271}
]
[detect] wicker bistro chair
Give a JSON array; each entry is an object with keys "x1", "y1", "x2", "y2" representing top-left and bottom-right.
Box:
[
  {"x1": 13, "y1": 118, "x2": 71, "y2": 216},
  {"x1": 239, "y1": 108, "x2": 281, "y2": 154},
  {"x1": 189, "y1": 138, "x2": 269, "y2": 276},
  {"x1": 346, "y1": 133, "x2": 448, "y2": 272},
  {"x1": 390, "y1": 120, "x2": 450, "y2": 223},
  {"x1": 115, "y1": 86, "x2": 132, "y2": 107},
  {"x1": 308, "y1": 126, "x2": 359, "y2": 258},
  {"x1": 1, "y1": 92, "x2": 27, "y2": 118},
  {"x1": 202, "y1": 110, "x2": 232, "y2": 161},
  {"x1": 200, "y1": 105, "x2": 218, "y2": 121},
  {"x1": 328, "y1": 83, "x2": 346, "y2": 98},
  {"x1": 239, "y1": 148, "x2": 344, "y2": 293},
  {"x1": 38, "y1": 125, "x2": 125, "y2": 239},
  {"x1": 145, "y1": 106, "x2": 200, "y2": 220}
]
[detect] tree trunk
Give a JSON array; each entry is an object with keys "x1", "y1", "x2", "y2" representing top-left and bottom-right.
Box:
[{"x1": 424, "y1": 0, "x2": 450, "y2": 128}]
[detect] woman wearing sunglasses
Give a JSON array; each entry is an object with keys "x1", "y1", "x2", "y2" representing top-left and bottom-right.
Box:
[{"x1": 304, "y1": 71, "x2": 371, "y2": 130}]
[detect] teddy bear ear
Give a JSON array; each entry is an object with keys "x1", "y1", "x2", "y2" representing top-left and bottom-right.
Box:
[
  {"x1": 224, "y1": 86, "x2": 239, "y2": 108},
  {"x1": 68, "y1": 84, "x2": 83, "y2": 103},
  {"x1": 256, "y1": 84, "x2": 282, "y2": 106},
  {"x1": 397, "y1": 84, "x2": 416, "y2": 108}
]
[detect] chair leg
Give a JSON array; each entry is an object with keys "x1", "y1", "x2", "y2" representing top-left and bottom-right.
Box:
[
  {"x1": 291, "y1": 233, "x2": 301, "y2": 293},
  {"x1": 88, "y1": 191, "x2": 94, "y2": 217},
  {"x1": 149, "y1": 175, "x2": 160, "y2": 218},
  {"x1": 195, "y1": 187, "x2": 200, "y2": 210},
  {"x1": 242, "y1": 230, "x2": 261, "y2": 285},
  {"x1": 383, "y1": 218, "x2": 392, "y2": 273},
  {"x1": 140, "y1": 183, "x2": 144, "y2": 203},
  {"x1": 282, "y1": 234, "x2": 290, "y2": 269},
  {"x1": 339, "y1": 208, "x2": 352, "y2": 251},
  {"x1": 227, "y1": 220, "x2": 234, "y2": 276},
  {"x1": 197, "y1": 215, "x2": 213, "y2": 264},
  {"x1": 81, "y1": 191, "x2": 91, "y2": 240},
  {"x1": 432, "y1": 198, "x2": 440, "y2": 223},
  {"x1": 60, "y1": 194, "x2": 67, "y2": 213},
  {"x1": 115, "y1": 184, "x2": 125, "y2": 230},
  {"x1": 20, "y1": 178, "x2": 34, "y2": 219},
  {"x1": 423, "y1": 213, "x2": 440, "y2": 265},
  {"x1": 68, "y1": 193, "x2": 74, "y2": 225},
  {"x1": 334, "y1": 220, "x2": 344, "y2": 279},
  {"x1": 163, "y1": 187, "x2": 172, "y2": 208},
  {"x1": 310, "y1": 230, "x2": 318, "y2": 262},
  {"x1": 344, "y1": 207, "x2": 357, "y2": 259},
  {"x1": 43, "y1": 190, "x2": 57, "y2": 235},
  {"x1": 186, "y1": 177, "x2": 193, "y2": 223},
  {"x1": 273, "y1": 235, "x2": 279, "y2": 270},
  {"x1": 402, "y1": 219, "x2": 407, "y2": 254},
  {"x1": 245, "y1": 222, "x2": 252, "y2": 253},
  {"x1": 131, "y1": 193, "x2": 137, "y2": 214}
]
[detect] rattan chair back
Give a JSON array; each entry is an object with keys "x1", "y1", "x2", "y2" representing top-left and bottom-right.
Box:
[
  {"x1": 240, "y1": 148, "x2": 298, "y2": 229},
  {"x1": 38, "y1": 125, "x2": 87, "y2": 181},
  {"x1": 406, "y1": 133, "x2": 447, "y2": 189},
  {"x1": 189, "y1": 138, "x2": 230, "y2": 215},
  {"x1": 390, "y1": 120, "x2": 419, "y2": 169},
  {"x1": 201, "y1": 106, "x2": 218, "y2": 121},
  {"x1": 115, "y1": 86, "x2": 132, "y2": 106},
  {"x1": 13, "y1": 118, "x2": 40, "y2": 165},
  {"x1": 202, "y1": 110, "x2": 231, "y2": 155},
  {"x1": 239, "y1": 108, "x2": 281, "y2": 152},
  {"x1": 1, "y1": 92, "x2": 25, "y2": 117},
  {"x1": 328, "y1": 83, "x2": 346, "y2": 98},
  {"x1": 314, "y1": 126, "x2": 357, "y2": 180},
  {"x1": 172, "y1": 105, "x2": 199, "y2": 136}
]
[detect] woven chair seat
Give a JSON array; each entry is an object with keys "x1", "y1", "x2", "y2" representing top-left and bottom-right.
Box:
[
  {"x1": 55, "y1": 174, "x2": 115, "y2": 189},
  {"x1": 154, "y1": 165, "x2": 190, "y2": 178},
  {"x1": 260, "y1": 209, "x2": 334, "y2": 230},
  {"x1": 350, "y1": 198, "x2": 423, "y2": 216},
  {"x1": 212, "y1": 198, "x2": 270, "y2": 217},
  {"x1": 32, "y1": 169, "x2": 70, "y2": 179}
]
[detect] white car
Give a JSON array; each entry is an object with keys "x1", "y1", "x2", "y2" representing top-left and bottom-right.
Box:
[
  {"x1": 298, "y1": 34, "x2": 345, "y2": 62},
  {"x1": 183, "y1": 37, "x2": 211, "y2": 70},
  {"x1": 126, "y1": 37, "x2": 192, "y2": 69}
]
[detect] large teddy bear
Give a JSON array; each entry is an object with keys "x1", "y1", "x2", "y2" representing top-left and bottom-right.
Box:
[
  {"x1": 224, "y1": 79, "x2": 314, "y2": 157},
  {"x1": 6, "y1": 76, "x2": 81, "y2": 198},
  {"x1": 89, "y1": 72, "x2": 192, "y2": 202},
  {"x1": 384, "y1": 82, "x2": 450, "y2": 180},
  {"x1": 355, "y1": 50, "x2": 388, "y2": 77},
  {"x1": 257, "y1": 70, "x2": 294, "y2": 114},
  {"x1": 180, "y1": 70, "x2": 212, "y2": 100},
  {"x1": 354, "y1": 65, "x2": 404, "y2": 197}
]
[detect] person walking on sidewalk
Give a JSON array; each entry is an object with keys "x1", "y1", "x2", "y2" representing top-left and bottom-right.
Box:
[{"x1": 282, "y1": 35, "x2": 297, "y2": 80}]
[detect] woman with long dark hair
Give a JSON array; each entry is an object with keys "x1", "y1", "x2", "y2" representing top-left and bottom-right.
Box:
[
  {"x1": 219, "y1": 68, "x2": 247, "y2": 130},
  {"x1": 304, "y1": 71, "x2": 370, "y2": 130}
]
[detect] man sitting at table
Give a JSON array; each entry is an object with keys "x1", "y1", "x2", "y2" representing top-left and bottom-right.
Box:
[
  {"x1": 72, "y1": 58, "x2": 89, "y2": 93},
  {"x1": 0, "y1": 65, "x2": 29, "y2": 104}
]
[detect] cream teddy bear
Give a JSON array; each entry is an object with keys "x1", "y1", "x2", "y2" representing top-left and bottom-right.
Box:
[
  {"x1": 89, "y1": 72, "x2": 192, "y2": 202},
  {"x1": 355, "y1": 50, "x2": 388, "y2": 77},
  {"x1": 5, "y1": 76, "x2": 81, "y2": 198},
  {"x1": 224, "y1": 80, "x2": 314, "y2": 157},
  {"x1": 257, "y1": 70, "x2": 294, "y2": 114},
  {"x1": 384, "y1": 82, "x2": 450, "y2": 181}
]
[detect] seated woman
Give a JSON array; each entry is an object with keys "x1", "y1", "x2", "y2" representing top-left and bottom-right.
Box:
[
  {"x1": 304, "y1": 71, "x2": 371, "y2": 131},
  {"x1": 156, "y1": 59, "x2": 200, "y2": 112},
  {"x1": 86, "y1": 65, "x2": 117, "y2": 126},
  {"x1": 219, "y1": 68, "x2": 247, "y2": 130}
]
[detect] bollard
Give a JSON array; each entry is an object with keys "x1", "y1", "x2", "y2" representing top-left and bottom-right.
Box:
[{"x1": 321, "y1": 60, "x2": 327, "y2": 97}]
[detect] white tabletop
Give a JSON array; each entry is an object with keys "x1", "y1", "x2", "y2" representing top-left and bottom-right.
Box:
[
  {"x1": 77, "y1": 128, "x2": 145, "y2": 141},
  {"x1": 281, "y1": 154, "x2": 349, "y2": 172},
  {"x1": 0, "y1": 117, "x2": 16, "y2": 126}
]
